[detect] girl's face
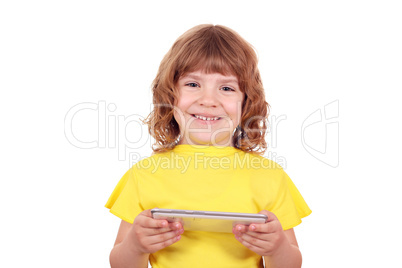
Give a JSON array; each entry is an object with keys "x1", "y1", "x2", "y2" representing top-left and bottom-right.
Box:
[{"x1": 174, "y1": 70, "x2": 244, "y2": 146}]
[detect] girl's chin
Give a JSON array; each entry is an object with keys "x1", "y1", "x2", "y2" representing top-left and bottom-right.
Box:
[{"x1": 180, "y1": 134, "x2": 232, "y2": 146}]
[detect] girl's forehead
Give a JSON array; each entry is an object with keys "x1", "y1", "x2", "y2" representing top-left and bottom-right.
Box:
[{"x1": 180, "y1": 69, "x2": 239, "y2": 81}]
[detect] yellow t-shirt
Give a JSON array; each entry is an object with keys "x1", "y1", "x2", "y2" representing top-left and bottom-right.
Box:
[{"x1": 105, "y1": 145, "x2": 311, "y2": 268}]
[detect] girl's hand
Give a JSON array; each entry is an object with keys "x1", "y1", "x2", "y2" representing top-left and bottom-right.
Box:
[
  {"x1": 128, "y1": 209, "x2": 184, "y2": 254},
  {"x1": 232, "y1": 210, "x2": 286, "y2": 256}
]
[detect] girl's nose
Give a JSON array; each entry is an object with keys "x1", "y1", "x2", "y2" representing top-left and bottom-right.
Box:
[{"x1": 197, "y1": 88, "x2": 218, "y2": 107}]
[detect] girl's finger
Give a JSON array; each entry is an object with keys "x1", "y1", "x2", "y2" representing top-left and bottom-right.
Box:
[
  {"x1": 148, "y1": 232, "x2": 182, "y2": 252},
  {"x1": 143, "y1": 226, "x2": 173, "y2": 235},
  {"x1": 144, "y1": 222, "x2": 183, "y2": 236},
  {"x1": 168, "y1": 221, "x2": 183, "y2": 230},
  {"x1": 148, "y1": 229, "x2": 183, "y2": 245},
  {"x1": 235, "y1": 233, "x2": 265, "y2": 252},
  {"x1": 234, "y1": 224, "x2": 247, "y2": 233},
  {"x1": 248, "y1": 220, "x2": 279, "y2": 234},
  {"x1": 242, "y1": 230, "x2": 271, "y2": 241},
  {"x1": 139, "y1": 215, "x2": 169, "y2": 229}
]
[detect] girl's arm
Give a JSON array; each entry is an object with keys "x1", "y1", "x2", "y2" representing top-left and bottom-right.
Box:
[
  {"x1": 263, "y1": 228, "x2": 302, "y2": 268},
  {"x1": 109, "y1": 209, "x2": 184, "y2": 268},
  {"x1": 110, "y1": 220, "x2": 149, "y2": 268}
]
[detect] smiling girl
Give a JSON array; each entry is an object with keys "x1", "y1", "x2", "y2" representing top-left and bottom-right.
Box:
[
  {"x1": 106, "y1": 24, "x2": 311, "y2": 268},
  {"x1": 174, "y1": 71, "x2": 243, "y2": 146}
]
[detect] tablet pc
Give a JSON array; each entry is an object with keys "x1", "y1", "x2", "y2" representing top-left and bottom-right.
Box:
[{"x1": 151, "y1": 208, "x2": 267, "y2": 233}]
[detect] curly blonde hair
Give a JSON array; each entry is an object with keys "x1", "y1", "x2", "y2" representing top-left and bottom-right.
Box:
[{"x1": 143, "y1": 24, "x2": 270, "y2": 154}]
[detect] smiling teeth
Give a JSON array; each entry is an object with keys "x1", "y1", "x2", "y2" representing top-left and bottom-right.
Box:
[{"x1": 194, "y1": 115, "x2": 220, "y2": 121}]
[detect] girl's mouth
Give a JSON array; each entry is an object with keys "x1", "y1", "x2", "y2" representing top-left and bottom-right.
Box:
[{"x1": 192, "y1": 114, "x2": 221, "y2": 121}]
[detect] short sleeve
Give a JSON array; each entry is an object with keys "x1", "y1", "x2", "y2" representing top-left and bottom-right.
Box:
[
  {"x1": 105, "y1": 167, "x2": 143, "y2": 223},
  {"x1": 269, "y1": 169, "x2": 312, "y2": 230}
]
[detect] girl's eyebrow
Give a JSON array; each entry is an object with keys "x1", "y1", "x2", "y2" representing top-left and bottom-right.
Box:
[
  {"x1": 182, "y1": 74, "x2": 239, "y2": 84},
  {"x1": 181, "y1": 74, "x2": 201, "y2": 80}
]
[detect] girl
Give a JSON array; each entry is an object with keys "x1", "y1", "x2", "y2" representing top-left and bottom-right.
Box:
[{"x1": 105, "y1": 24, "x2": 311, "y2": 268}]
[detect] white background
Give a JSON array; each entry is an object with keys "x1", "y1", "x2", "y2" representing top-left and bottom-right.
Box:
[{"x1": 1, "y1": 0, "x2": 401, "y2": 267}]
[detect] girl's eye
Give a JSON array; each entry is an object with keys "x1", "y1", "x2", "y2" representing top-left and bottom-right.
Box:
[
  {"x1": 221, "y1": 86, "x2": 235, "y2": 92},
  {"x1": 186, "y1": 82, "x2": 199, "y2": 87}
]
